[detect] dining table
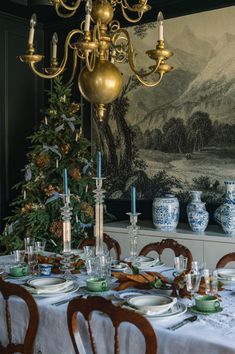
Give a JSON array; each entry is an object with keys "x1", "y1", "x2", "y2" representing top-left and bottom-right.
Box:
[{"x1": 1, "y1": 254, "x2": 235, "y2": 354}]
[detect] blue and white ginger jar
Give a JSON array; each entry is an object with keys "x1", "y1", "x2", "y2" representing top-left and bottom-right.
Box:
[
  {"x1": 152, "y1": 194, "x2": 179, "y2": 231},
  {"x1": 187, "y1": 191, "x2": 209, "y2": 233},
  {"x1": 214, "y1": 181, "x2": 235, "y2": 236}
]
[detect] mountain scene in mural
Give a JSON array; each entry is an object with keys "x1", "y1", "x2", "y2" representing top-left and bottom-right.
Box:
[{"x1": 93, "y1": 7, "x2": 235, "y2": 203}]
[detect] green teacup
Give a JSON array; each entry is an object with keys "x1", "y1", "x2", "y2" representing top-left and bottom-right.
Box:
[
  {"x1": 86, "y1": 278, "x2": 108, "y2": 292},
  {"x1": 9, "y1": 264, "x2": 29, "y2": 277},
  {"x1": 195, "y1": 295, "x2": 221, "y2": 312}
]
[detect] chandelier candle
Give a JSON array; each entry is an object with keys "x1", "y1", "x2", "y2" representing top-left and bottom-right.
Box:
[
  {"x1": 84, "y1": 0, "x2": 92, "y2": 32},
  {"x1": 28, "y1": 13, "x2": 36, "y2": 45},
  {"x1": 157, "y1": 11, "x2": 164, "y2": 41},
  {"x1": 52, "y1": 32, "x2": 58, "y2": 60}
]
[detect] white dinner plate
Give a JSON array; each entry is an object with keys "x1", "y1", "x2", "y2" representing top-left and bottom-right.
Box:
[
  {"x1": 116, "y1": 290, "x2": 150, "y2": 300},
  {"x1": 24, "y1": 281, "x2": 79, "y2": 297}
]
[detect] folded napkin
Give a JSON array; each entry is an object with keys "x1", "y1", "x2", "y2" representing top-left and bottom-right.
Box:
[{"x1": 113, "y1": 271, "x2": 171, "y2": 291}]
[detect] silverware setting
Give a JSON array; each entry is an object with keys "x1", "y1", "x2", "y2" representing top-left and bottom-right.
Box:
[
  {"x1": 167, "y1": 315, "x2": 197, "y2": 331},
  {"x1": 51, "y1": 295, "x2": 82, "y2": 307}
]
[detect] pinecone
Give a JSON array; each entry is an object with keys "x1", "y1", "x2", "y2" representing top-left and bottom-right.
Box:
[
  {"x1": 81, "y1": 202, "x2": 94, "y2": 220},
  {"x1": 44, "y1": 184, "x2": 60, "y2": 197},
  {"x1": 61, "y1": 144, "x2": 71, "y2": 155},
  {"x1": 21, "y1": 203, "x2": 33, "y2": 214},
  {"x1": 69, "y1": 168, "x2": 82, "y2": 181},
  {"x1": 70, "y1": 102, "x2": 80, "y2": 115},
  {"x1": 35, "y1": 154, "x2": 50, "y2": 169},
  {"x1": 49, "y1": 221, "x2": 63, "y2": 238}
]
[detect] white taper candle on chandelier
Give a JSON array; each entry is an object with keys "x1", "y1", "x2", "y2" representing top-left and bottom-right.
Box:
[
  {"x1": 52, "y1": 32, "x2": 58, "y2": 60},
  {"x1": 84, "y1": 0, "x2": 92, "y2": 31},
  {"x1": 28, "y1": 13, "x2": 37, "y2": 45},
  {"x1": 157, "y1": 11, "x2": 164, "y2": 41}
]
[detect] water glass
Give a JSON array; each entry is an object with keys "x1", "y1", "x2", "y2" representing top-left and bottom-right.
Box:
[
  {"x1": 27, "y1": 246, "x2": 38, "y2": 275},
  {"x1": 85, "y1": 257, "x2": 98, "y2": 278},
  {"x1": 174, "y1": 256, "x2": 188, "y2": 273},
  {"x1": 83, "y1": 246, "x2": 95, "y2": 258},
  {"x1": 204, "y1": 269, "x2": 218, "y2": 295},
  {"x1": 192, "y1": 260, "x2": 206, "y2": 275},
  {"x1": 97, "y1": 255, "x2": 112, "y2": 279},
  {"x1": 35, "y1": 241, "x2": 46, "y2": 254},
  {"x1": 13, "y1": 250, "x2": 25, "y2": 263},
  {"x1": 185, "y1": 272, "x2": 201, "y2": 305},
  {"x1": 24, "y1": 237, "x2": 35, "y2": 253}
]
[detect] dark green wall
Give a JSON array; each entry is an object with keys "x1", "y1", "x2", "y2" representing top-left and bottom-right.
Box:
[{"x1": 0, "y1": 11, "x2": 44, "y2": 227}]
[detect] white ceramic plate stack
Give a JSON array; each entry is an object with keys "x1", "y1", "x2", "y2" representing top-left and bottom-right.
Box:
[
  {"x1": 217, "y1": 268, "x2": 235, "y2": 281},
  {"x1": 133, "y1": 256, "x2": 164, "y2": 270},
  {"x1": 111, "y1": 262, "x2": 130, "y2": 273},
  {"x1": 126, "y1": 294, "x2": 186, "y2": 319},
  {"x1": 25, "y1": 277, "x2": 79, "y2": 297}
]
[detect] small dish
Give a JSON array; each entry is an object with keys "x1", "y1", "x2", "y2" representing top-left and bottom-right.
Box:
[{"x1": 190, "y1": 306, "x2": 223, "y2": 315}]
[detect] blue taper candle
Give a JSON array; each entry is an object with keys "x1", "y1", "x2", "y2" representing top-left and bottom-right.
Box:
[
  {"x1": 131, "y1": 186, "x2": 136, "y2": 214},
  {"x1": 63, "y1": 168, "x2": 68, "y2": 195},
  {"x1": 97, "y1": 151, "x2": 102, "y2": 178}
]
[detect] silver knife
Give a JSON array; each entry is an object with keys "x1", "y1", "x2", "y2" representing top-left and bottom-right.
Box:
[{"x1": 167, "y1": 315, "x2": 197, "y2": 331}]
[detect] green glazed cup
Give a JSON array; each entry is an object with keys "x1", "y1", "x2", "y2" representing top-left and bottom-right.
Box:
[
  {"x1": 195, "y1": 295, "x2": 221, "y2": 312},
  {"x1": 86, "y1": 278, "x2": 108, "y2": 292},
  {"x1": 9, "y1": 264, "x2": 29, "y2": 277}
]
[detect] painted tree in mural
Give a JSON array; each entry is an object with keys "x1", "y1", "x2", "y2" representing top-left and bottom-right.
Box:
[{"x1": 0, "y1": 77, "x2": 94, "y2": 254}]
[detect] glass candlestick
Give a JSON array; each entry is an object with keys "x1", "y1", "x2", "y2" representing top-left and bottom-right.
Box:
[
  {"x1": 93, "y1": 177, "x2": 106, "y2": 256},
  {"x1": 60, "y1": 193, "x2": 74, "y2": 278},
  {"x1": 125, "y1": 212, "x2": 141, "y2": 262}
]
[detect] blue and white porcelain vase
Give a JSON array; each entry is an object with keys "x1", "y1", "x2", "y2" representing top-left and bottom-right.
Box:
[
  {"x1": 187, "y1": 191, "x2": 209, "y2": 233},
  {"x1": 152, "y1": 194, "x2": 179, "y2": 231},
  {"x1": 214, "y1": 180, "x2": 235, "y2": 236}
]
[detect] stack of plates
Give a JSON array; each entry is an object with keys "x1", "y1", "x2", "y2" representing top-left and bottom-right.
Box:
[
  {"x1": 133, "y1": 256, "x2": 163, "y2": 269},
  {"x1": 25, "y1": 277, "x2": 79, "y2": 297},
  {"x1": 111, "y1": 262, "x2": 129, "y2": 273},
  {"x1": 217, "y1": 268, "x2": 235, "y2": 281}
]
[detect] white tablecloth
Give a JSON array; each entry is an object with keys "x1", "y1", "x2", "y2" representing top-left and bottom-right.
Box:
[{"x1": 1, "y1": 256, "x2": 235, "y2": 354}]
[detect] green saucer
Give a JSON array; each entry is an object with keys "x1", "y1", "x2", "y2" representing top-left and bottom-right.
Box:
[
  {"x1": 80, "y1": 286, "x2": 110, "y2": 295},
  {"x1": 7, "y1": 273, "x2": 30, "y2": 279},
  {"x1": 190, "y1": 306, "x2": 223, "y2": 315}
]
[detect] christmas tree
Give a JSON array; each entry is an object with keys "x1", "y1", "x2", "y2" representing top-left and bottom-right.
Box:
[{"x1": 0, "y1": 77, "x2": 94, "y2": 254}]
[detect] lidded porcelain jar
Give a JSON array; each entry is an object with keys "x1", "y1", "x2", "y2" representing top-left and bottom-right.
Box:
[
  {"x1": 152, "y1": 194, "x2": 179, "y2": 231},
  {"x1": 214, "y1": 181, "x2": 235, "y2": 236},
  {"x1": 187, "y1": 191, "x2": 209, "y2": 233}
]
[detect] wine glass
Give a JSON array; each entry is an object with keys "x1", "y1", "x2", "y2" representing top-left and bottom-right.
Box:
[
  {"x1": 174, "y1": 256, "x2": 188, "y2": 274},
  {"x1": 185, "y1": 272, "x2": 201, "y2": 306},
  {"x1": 27, "y1": 246, "x2": 38, "y2": 275}
]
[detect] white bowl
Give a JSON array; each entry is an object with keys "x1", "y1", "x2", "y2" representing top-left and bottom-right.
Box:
[
  {"x1": 27, "y1": 277, "x2": 67, "y2": 291},
  {"x1": 128, "y1": 295, "x2": 177, "y2": 315}
]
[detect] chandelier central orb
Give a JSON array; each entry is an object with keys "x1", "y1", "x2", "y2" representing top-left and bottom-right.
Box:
[{"x1": 19, "y1": 0, "x2": 174, "y2": 122}]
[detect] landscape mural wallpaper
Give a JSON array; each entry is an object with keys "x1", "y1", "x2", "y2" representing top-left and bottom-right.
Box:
[{"x1": 92, "y1": 6, "x2": 235, "y2": 204}]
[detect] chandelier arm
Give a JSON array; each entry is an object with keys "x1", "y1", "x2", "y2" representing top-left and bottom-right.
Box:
[
  {"x1": 67, "y1": 50, "x2": 78, "y2": 84},
  {"x1": 120, "y1": 5, "x2": 143, "y2": 23},
  {"x1": 122, "y1": 0, "x2": 147, "y2": 12},
  {"x1": 85, "y1": 50, "x2": 96, "y2": 72},
  {"x1": 55, "y1": 4, "x2": 77, "y2": 18},
  {"x1": 55, "y1": 0, "x2": 81, "y2": 12},
  {"x1": 112, "y1": 29, "x2": 162, "y2": 77},
  {"x1": 135, "y1": 71, "x2": 164, "y2": 87},
  {"x1": 29, "y1": 29, "x2": 82, "y2": 79}
]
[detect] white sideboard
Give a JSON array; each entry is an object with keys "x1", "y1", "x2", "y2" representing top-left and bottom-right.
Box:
[{"x1": 104, "y1": 221, "x2": 235, "y2": 268}]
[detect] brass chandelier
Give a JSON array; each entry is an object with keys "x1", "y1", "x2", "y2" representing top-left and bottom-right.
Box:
[{"x1": 19, "y1": 0, "x2": 173, "y2": 122}]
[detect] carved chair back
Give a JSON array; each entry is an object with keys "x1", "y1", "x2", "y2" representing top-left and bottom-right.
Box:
[
  {"x1": 67, "y1": 296, "x2": 157, "y2": 354},
  {"x1": 0, "y1": 277, "x2": 39, "y2": 354},
  {"x1": 139, "y1": 238, "x2": 193, "y2": 270},
  {"x1": 78, "y1": 233, "x2": 121, "y2": 260},
  {"x1": 216, "y1": 252, "x2": 235, "y2": 268}
]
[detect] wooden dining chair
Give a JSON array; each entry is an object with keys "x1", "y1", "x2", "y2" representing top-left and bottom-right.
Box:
[
  {"x1": 0, "y1": 278, "x2": 39, "y2": 354},
  {"x1": 139, "y1": 238, "x2": 193, "y2": 270},
  {"x1": 216, "y1": 252, "x2": 235, "y2": 268},
  {"x1": 67, "y1": 296, "x2": 157, "y2": 354},
  {"x1": 78, "y1": 233, "x2": 121, "y2": 260}
]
